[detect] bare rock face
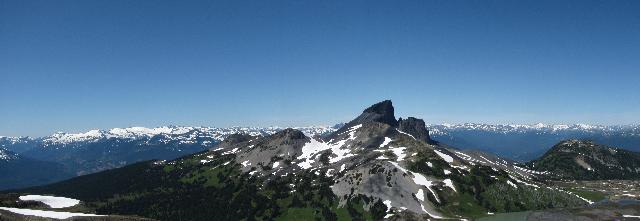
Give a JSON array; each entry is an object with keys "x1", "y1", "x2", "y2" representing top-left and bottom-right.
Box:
[
  {"x1": 398, "y1": 117, "x2": 434, "y2": 144},
  {"x1": 360, "y1": 100, "x2": 399, "y2": 127},
  {"x1": 332, "y1": 100, "x2": 398, "y2": 137}
]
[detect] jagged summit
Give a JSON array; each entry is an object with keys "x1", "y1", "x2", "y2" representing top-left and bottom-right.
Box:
[
  {"x1": 330, "y1": 100, "x2": 435, "y2": 145},
  {"x1": 339, "y1": 100, "x2": 398, "y2": 131},
  {"x1": 361, "y1": 100, "x2": 398, "y2": 126}
]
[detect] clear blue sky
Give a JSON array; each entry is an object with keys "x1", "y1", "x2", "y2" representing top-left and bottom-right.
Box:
[{"x1": 1, "y1": 0, "x2": 639, "y2": 137}]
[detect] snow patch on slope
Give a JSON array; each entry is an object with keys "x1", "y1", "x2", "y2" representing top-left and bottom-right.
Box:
[
  {"x1": 298, "y1": 125, "x2": 361, "y2": 169},
  {"x1": 379, "y1": 137, "x2": 392, "y2": 148},
  {"x1": 434, "y1": 149, "x2": 454, "y2": 163}
]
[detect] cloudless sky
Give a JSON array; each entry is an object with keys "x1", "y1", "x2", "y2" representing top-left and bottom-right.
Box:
[{"x1": 1, "y1": 0, "x2": 639, "y2": 136}]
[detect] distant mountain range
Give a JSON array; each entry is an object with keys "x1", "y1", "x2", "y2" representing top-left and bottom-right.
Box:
[
  {"x1": 4, "y1": 122, "x2": 639, "y2": 159},
  {"x1": 428, "y1": 123, "x2": 640, "y2": 161},
  {"x1": 0, "y1": 126, "x2": 338, "y2": 190},
  {"x1": 1, "y1": 126, "x2": 338, "y2": 150},
  {"x1": 2, "y1": 122, "x2": 639, "y2": 190},
  {"x1": 3, "y1": 101, "x2": 591, "y2": 220}
]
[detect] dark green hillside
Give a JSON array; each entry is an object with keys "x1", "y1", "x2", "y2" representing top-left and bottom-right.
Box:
[
  {"x1": 12, "y1": 154, "x2": 386, "y2": 221},
  {"x1": 8, "y1": 149, "x2": 585, "y2": 221},
  {"x1": 529, "y1": 140, "x2": 640, "y2": 180}
]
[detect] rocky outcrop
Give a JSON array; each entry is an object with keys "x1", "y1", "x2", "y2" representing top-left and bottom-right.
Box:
[{"x1": 398, "y1": 117, "x2": 434, "y2": 144}]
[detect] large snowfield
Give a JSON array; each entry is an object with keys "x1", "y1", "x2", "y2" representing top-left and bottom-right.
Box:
[
  {"x1": 19, "y1": 195, "x2": 80, "y2": 208},
  {"x1": 0, "y1": 195, "x2": 101, "y2": 219},
  {"x1": 0, "y1": 207, "x2": 103, "y2": 219}
]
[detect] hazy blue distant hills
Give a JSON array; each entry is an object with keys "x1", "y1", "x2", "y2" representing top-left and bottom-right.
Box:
[
  {"x1": 428, "y1": 123, "x2": 640, "y2": 162},
  {"x1": 0, "y1": 147, "x2": 71, "y2": 190}
]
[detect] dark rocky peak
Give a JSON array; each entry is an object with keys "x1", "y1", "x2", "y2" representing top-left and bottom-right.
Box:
[
  {"x1": 360, "y1": 100, "x2": 398, "y2": 127},
  {"x1": 331, "y1": 100, "x2": 399, "y2": 138},
  {"x1": 398, "y1": 117, "x2": 434, "y2": 144}
]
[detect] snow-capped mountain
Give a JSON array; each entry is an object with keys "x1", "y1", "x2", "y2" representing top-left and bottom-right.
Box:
[
  {"x1": 429, "y1": 123, "x2": 640, "y2": 136},
  {"x1": 3, "y1": 121, "x2": 639, "y2": 190},
  {"x1": 0, "y1": 136, "x2": 38, "y2": 154},
  {"x1": 3, "y1": 125, "x2": 338, "y2": 148},
  {"x1": 0, "y1": 125, "x2": 338, "y2": 190},
  {"x1": 10, "y1": 100, "x2": 588, "y2": 220},
  {"x1": 428, "y1": 123, "x2": 640, "y2": 162}
]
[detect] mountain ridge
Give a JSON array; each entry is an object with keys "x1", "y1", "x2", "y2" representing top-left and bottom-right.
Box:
[{"x1": 4, "y1": 101, "x2": 589, "y2": 220}]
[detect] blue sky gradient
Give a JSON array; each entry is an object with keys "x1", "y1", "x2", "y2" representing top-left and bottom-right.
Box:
[{"x1": 1, "y1": 0, "x2": 639, "y2": 136}]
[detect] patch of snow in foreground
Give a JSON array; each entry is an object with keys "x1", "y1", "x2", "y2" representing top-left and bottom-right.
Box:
[
  {"x1": 389, "y1": 147, "x2": 407, "y2": 161},
  {"x1": 433, "y1": 149, "x2": 454, "y2": 163},
  {"x1": 383, "y1": 200, "x2": 393, "y2": 218},
  {"x1": 623, "y1": 215, "x2": 640, "y2": 218},
  {"x1": 383, "y1": 200, "x2": 392, "y2": 212},
  {"x1": 443, "y1": 179, "x2": 457, "y2": 192},
  {"x1": 389, "y1": 162, "x2": 440, "y2": 203},
  {"x1": 388, "y1": 162, "x2": 444, "y2": 219},
  {"x1": 416, "y1": 189, "x2": 425, "y2": 201},
  {"x1": 298, "y1": 125, "x2": 361, "y2": 169},
  {"x1": 19, "y1": 195, "x2": 80, "y2": 208},
  {"x1": 379, "y1": 137, "x2": 392, "y2": 148},
  {"x1": 0, "y1": 207, "x2": 103, "y2": 219}
]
